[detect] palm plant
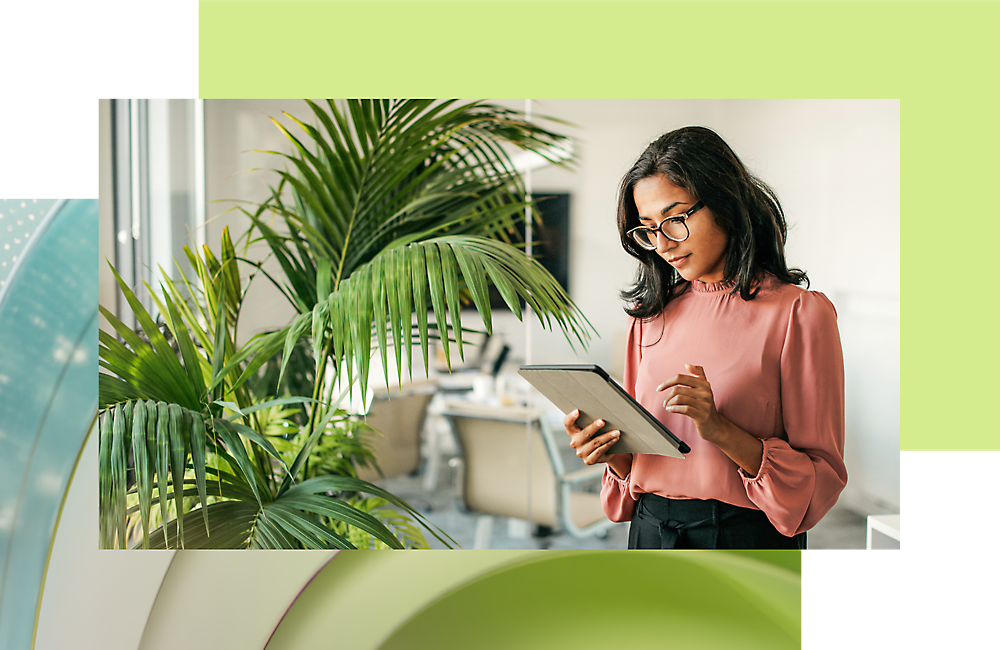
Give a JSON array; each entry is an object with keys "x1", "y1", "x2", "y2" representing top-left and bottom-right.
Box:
[
  {"x1": 98, "y1": 99, "x2": 593, "y2": 550},
  {"x1": 100, "y1": 234, "x2": 446, "y2": 549},
  {"x1": 236, "y1": 100, "x2": 591, "y2": 395}
]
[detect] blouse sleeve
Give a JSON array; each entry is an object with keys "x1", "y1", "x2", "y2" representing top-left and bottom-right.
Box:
[
  {"x1": 600, "y1": 316, "x2": 639, "y2": 523},
  {"x1": 740, "y1": 291, "x2": 849, "y2": 536}
]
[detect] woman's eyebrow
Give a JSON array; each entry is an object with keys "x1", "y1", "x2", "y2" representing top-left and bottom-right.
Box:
[{"x1": 639, "y1": 201, "x2": 686, "y2": 221}]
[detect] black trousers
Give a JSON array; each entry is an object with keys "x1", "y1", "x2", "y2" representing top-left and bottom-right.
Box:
[{"x1": 628, "y1": 493, "x2": 807, "y2": 550}]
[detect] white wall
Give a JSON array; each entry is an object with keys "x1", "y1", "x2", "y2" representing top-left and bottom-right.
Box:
[
  {"x1": 200, "y1": 99, "x2": 899, "y2": 514},
  {"x1": 98, "y1": 100, "x2": 116, "y2": 332},
  {"x1": 489, "y1": 99, "x2": 900, "y2": 513},
  {"x1": 204, "y1": 100, "x2": 314, "y2": 345}
]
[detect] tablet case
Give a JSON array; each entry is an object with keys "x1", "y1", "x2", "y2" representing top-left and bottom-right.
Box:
[{"x1": 518, "y1": 364, "x2": 689, "y2": 458}]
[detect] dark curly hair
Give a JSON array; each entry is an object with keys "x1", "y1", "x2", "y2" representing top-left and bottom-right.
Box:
[{"x1": 618, "y1": 126, "x2": 808, "y2": 320}]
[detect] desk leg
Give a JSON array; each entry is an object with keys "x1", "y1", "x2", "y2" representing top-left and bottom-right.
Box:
[
  {"x1": 423, "y1": 414, "x2": 443, "y2": 492},
  {"x1": 474, "y1": 515, "x2": 494, "y2": 550}
]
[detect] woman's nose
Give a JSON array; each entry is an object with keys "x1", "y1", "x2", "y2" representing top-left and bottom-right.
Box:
[{"x1": 655, "y1": 230, "x2": 675, "y2": 253}]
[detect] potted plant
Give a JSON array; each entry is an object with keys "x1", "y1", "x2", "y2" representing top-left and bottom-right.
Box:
[{"x1": 98, "y1": 99, "x2": 593, "y2": 549}]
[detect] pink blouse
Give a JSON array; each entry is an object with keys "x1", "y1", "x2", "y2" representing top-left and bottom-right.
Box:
[{"x1": 601, "y1": 276, "x2": 848, "y2": 536}]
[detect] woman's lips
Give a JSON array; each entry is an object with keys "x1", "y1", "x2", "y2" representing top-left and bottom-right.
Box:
[{"x1": 667, "y1": 254, "x2": 689, "y2": 266}]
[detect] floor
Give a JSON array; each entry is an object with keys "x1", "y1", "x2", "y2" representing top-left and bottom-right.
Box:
[{"x1": 374, "y1": 463, "x2": 869, "y2": 550}]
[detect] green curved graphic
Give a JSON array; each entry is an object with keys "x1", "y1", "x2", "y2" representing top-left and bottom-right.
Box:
[
  {"x1": 266, "y1": 550, "x2": 799, "y2": 650},
  {"x1": 378, "y1": 552, "x2": 799, "y2": 650}
]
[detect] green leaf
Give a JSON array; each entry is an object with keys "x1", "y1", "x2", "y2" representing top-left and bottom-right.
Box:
[
  {"x1": 316, "y1": 257, "x2": 332, "y2": 302},
  {"x1": 241, "y1": 215, "x2": 318, "y2": 311},
  {"x1": 278, "y1": 312, "x2": 312, "y2": 390},
  {"x1": 396, "y1": 247, "x2": 414, "y2": 380},
  {"x1": 212, "y1": 420, "x2": 266, "y2": 509},
  {"x1": 98, "y1": 407, "x2": 114, "y2": 548},
  {"x1": 383, "y1": 248, "x2": 404, "y2": 383},
  {"x1": 131, "y1": 400, "x2": 153, "y2": 549},
  {"x1": 160, "y1": 268, "x2": 214, "y2": 352},
  {"x1": 99, "y1": 374, "x2": 144, "y2": 410},
  {"x1": 203, "y1": 467, "x2": 259, "y2": 502},
  {"x1": 410, "y1": 244, "x2": 430, "y2": 373},
  {"x1": 189, "y1": 413, "x2": 209, "y2": 537},
  {"x1": 99, "y1": 309, "x2": 194, "y2": 409},
  {"x1": 252, "y1": 511, "x2": 300, "y2": 549},
  {"x1": 341, "y1": 496, "x2": 429, "y2": 549},
  {"x1": 289, "y1": 109, "x2": 356, "y2": 224},
  {"x1": 264, "y1": 503, "x2": 355, "y2": 550},
  {"x1": 162, "y1": 291, "x2": 208, "y2": 405},
  {"x1": 155, "y1": 402, "x2": 171, "y2": 548},
  {"x1": 311, "y1": 300, "x2": 329, "y2": 380},
  {"x1": 167, "y1": 404, "x2": 189, "y2": 548},
  {"x1": 269, "y1": 118, "x2": 345, "y2": 238},
  {"x1": 220, "y1": 226, "x2": 243, "y2": 312},
  {"x1": 424, "y1": 242, "x2": 452, "y2": 370},
  {"x1": 219, "y1": 396, "x2": 322, "y2": 421},
  {"x1": 140, "y1": 501, "x2": 259, "y2": 550},
  {"x1": 278, "y1": 494, "x2": 403, "y2": 549},
  {"x1": 111, "y1": 403, "x2": 130, "y2": 549},
  {"x1": 214, "y1": 400, "x2": 244, "y2": 417},
  {"x1": 371, "y1": 254, "x2": 390, "y2": 386},
  {"x1": 208, "y1": 268, "x2": 230, "y2": 402},
  {"x1": 286, "y1": 475, "x2": 457, "y2": 549},
  {"x1": 106, "y1": 263, "x2": 198, "y2": 408},
  {"x1": 452, "y1": 245, "x2": 492, "y2": 335},
  {"x1": 211, "y1": 418, "x2": 289, "y2": 478},
  {"x1": 438, "y1": 243, "x2": 465, "y2": 360},
  {"x1": 209, "y1": 328, "x2": 285, "y2": 396},
  {"x1": 280, "y1": 384, "x2": 355, "y2": 493}
]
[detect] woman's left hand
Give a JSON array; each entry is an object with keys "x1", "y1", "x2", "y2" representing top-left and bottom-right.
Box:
[{"x1": 656, "y1": 364, "x2": 726, "y2": 444}]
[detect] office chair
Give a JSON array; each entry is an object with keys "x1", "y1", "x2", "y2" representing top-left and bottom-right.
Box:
[
  {"x1": 356, "y1": 380, "x2": 438, "y2": 483},
  {"x1": 441, "y1": 402, "x2": 617, "y2": 549}
]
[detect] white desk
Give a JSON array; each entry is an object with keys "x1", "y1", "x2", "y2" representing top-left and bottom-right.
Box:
[
  {"x1": 865, "y1": 499, "x2": 913, "y2": 551},
  {"x1": 866, "y1": 514, "x2": 901, "y2": 549}
]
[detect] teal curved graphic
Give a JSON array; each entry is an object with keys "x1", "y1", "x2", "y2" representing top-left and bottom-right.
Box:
[{"x1": 0, "y1": 200, "x2": 98, "y2": 649}]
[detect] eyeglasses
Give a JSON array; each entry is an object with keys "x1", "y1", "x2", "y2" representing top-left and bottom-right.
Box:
[{"x1": 626, "y1": 201, "x2": 705, "y2": 249}]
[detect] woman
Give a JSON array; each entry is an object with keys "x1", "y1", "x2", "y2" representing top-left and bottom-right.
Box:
[{"x1": 565, "y1": 126, "x2": 847, "y2": 549}]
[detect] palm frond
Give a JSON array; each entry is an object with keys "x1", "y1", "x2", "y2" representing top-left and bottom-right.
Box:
[
  {"x1": 98, "y1": 401, "x2": 210, "y2": 549},
  {"x1": 251, "y1": 99, "x2": 576, "y2": 310},
  {"x1": 273, "y1": 235, "x2": 594, "y2": 402},
  {"x1": 99, "y1": 270, "x2": 202, "y2": 411},
  {"x1": 335, "y1": 496, "x2": 430, "y2": 549}
]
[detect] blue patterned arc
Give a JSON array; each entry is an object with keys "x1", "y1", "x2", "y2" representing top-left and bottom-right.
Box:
[{"x1": 0, "y1": 199, "x2": 98, "y2": 650}]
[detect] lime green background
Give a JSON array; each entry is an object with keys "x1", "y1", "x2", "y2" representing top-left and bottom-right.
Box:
[
  {"x1": 378, "y1": 552, "x2": 799, "y2": 649},
  {"x1": 200, "y1": 1, "x2": 999, "y2": 451},
  {"x1": 197, "y1": 2, "x2": 956, "y2": 645},
  {"x1": 264, "y1": 551, "x2": 800, "y2": 650}
]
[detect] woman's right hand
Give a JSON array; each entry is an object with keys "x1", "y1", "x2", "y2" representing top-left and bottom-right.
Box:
[{"x1": 563, "y1": 409, "x2": 632, "y2": 478}]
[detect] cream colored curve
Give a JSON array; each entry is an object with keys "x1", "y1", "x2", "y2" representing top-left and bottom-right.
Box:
[
  {"x1": 138, "y1": 550, "x2": 336, "y2": 650},
  {"x1": 34, "y1": 422, "x2": 336, "y2": 650},
  {"x1": 32, "y1": 413, "x2": 97, "y2": 648},
  {"x1": 35, "y1": 429, "x2": 557, "y2": 649},
  {"x1": 34, "y1": 427, "x2": 176, "y2": 650}
]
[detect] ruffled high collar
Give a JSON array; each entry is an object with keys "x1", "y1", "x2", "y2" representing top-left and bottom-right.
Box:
[{"x1": 690, "y1": 279, "x2": 735, "y2": 293}]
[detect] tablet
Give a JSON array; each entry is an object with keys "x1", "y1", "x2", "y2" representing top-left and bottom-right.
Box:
[{"x1": 518, "y1": 364, "x2": 689, "y2": 458}]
